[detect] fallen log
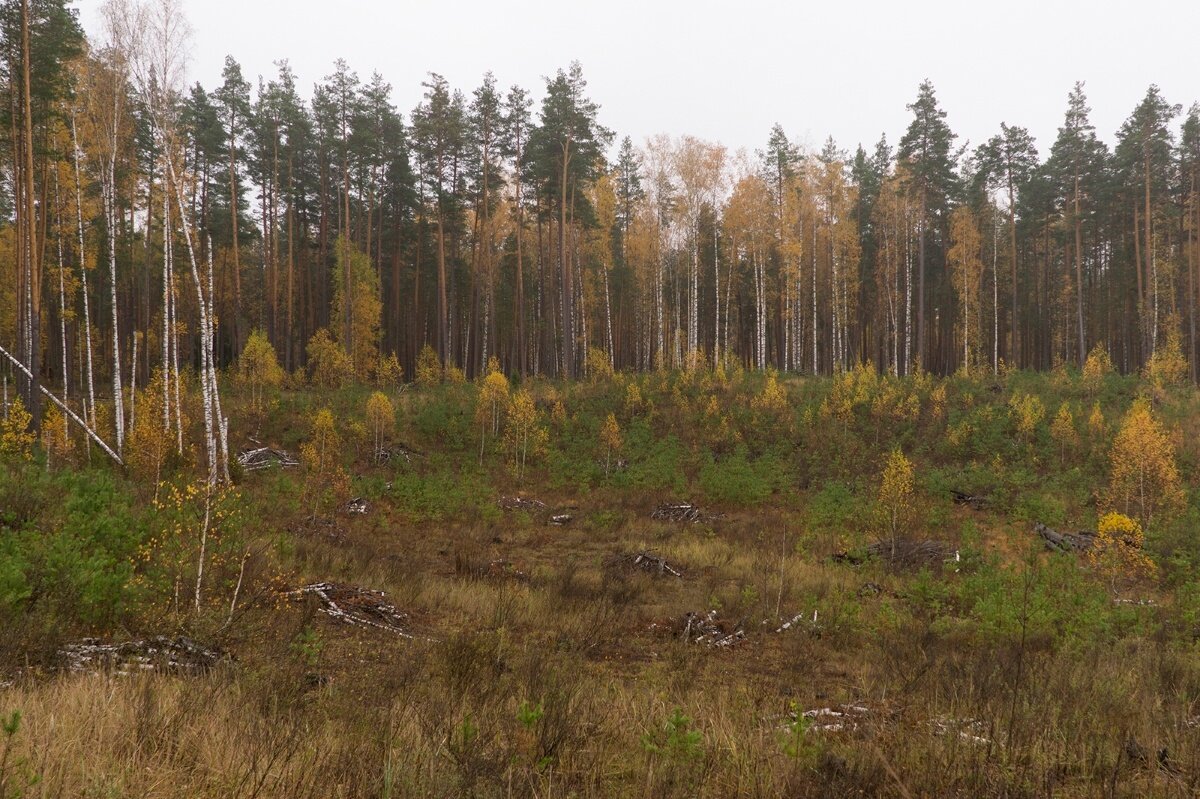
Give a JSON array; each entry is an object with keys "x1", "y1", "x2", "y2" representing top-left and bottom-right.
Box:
[
  {"x1": 1034, "y1": 522, "x2": 1095, "y2": 553},
  {"x1": 775, "y1": 610, "x2": 819, "y2": 634},
  {"x1": 57, "y1": 636, "x2": 223, "y2": 675},
  {"x1": 344, "y1": 497, "x2": 369, "y2": 515},
  {"x1": 796, "y1": 704, "x2": 872, "y2": 733},
  {"x1": 0, "y1": 342, "x2": 124, "y2": 465}
]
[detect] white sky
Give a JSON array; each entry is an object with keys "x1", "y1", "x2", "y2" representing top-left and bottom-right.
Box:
[{"x1": 74, "y1": 0, "x2": 1200, "y2": 159}]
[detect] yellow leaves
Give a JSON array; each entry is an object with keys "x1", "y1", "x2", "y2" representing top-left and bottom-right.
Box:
[
  {"x1": 40, "y1": 405, "x2": 73, "y2": 464},
  {"x1": 1008, "y1": 393, "x2": 1045, "y2": 444},
  {"x1": 238, "y1": 329, "x2": 283, "y2": 412},
  {"x1": 475, "y1": 365, "x2": 510, "y2": 460},
  {"x1": 1089, "y1": 512, "x2": 1156, "y2": 588},
  {"x1": 819, "y1": 363, "x2": 873, "y2": 423},
  {"x1": 366, "y1": 391, "x2": 394, "y2": 459},
  {"x1": 600, "y1": 412, "x2": 622, "y2": 453},
  {"x1": 306, "y1": 328, "x2": 353, "y2": 389},
  {"x1": 947, "y1": 207, "x2": 984, "y2": 373},
  {"x1": 929, "y1": 383, "x2": 948, "y2": 422},
  {"x1": 415, "y1": 344, "x2": 442, "y2": 387},
  {"x1": 751, "y1": 371, "x2": 788, "y2": 417},
  {"x1": 700, "y1": 395, "x2": 739, "y2": 452},
  {"x1": 1082, "y1": 343, "x2": 1113, "y2": 390},
  {"x1": 127, "y1": 369, "x2": 189, "y2": 484},
  {"x1": 302, "y1": 407, "x2": 349, "y2": 514},
  {"x1": 599, "y1": 412, "x2": 622, "y2": 476},
  {"x1": 1145, "y1": 322, "x2": 1188, "y2": 390},
  {"x1": 587, "y1": 347, "x2": 614, "y2": 382},
  {"x1": 503, "y1": 389, "x2": 548, "y2": 479},
  {"x1": 1050, "y1": 402, "x2": 1079, "y2": 464},
  {"x1": 330, "y1": 236, "x2": 382, "y2": 380},
  {"x1": 374, "y1": 353, "x2": 404, "y2": 389},
  {"x1": 878, "y1": 448, "x2": 915, "y2": 544},
  {"x1": 1106, "y1": 398, "x2": 1184, "y2": 530},
  {"x1": 623, "y1": 382, "x2": 645, "y2": 417},
  {"x1": 0, "y1": 397, "x2": 35, "y2": 461},
  {"x1": 1087, "y1": 402, "x2": 1107, "y2": 439}
]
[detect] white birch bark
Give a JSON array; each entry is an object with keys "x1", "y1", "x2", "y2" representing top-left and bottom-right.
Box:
[{"x1": 70, "y1": 115, "x2": 96, "y2": 428}]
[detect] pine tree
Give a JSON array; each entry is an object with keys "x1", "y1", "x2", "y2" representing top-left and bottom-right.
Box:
[
  {"x1": 897, "y1": 80, "x2": 958, "y2": 370},
  {"x1": 1046, "y1": 84, "x2": 1107, "y2": 364},
  {"x1": 527, "y1": 62, "x2": 612, "y2": 379},
  {"x1": 977, "y1": 123, "x2": 1038, "y2": 366}
]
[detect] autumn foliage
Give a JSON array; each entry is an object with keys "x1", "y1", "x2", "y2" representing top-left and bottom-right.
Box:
[{"x1": 1106, "y1": 398, "x2": 1184, "y2": 530}]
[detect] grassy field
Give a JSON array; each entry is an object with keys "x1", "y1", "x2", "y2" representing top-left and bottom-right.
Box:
[{"x1": 2, "y1": 362, "x2": 1200, "y2": 797}]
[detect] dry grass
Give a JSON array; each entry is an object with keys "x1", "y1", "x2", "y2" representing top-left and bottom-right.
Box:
[{"x1": 5, "y1": 376, "x2": 1200, "y2": 797}]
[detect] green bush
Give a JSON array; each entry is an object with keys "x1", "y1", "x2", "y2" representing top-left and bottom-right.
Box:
[{"x1": 698, "y1": 447, "x2": 780, "y2": 506}]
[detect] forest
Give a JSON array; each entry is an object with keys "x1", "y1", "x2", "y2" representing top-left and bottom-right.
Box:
[{"x1": 3, "y1": 0, "x2": 1200, "y2": 797}]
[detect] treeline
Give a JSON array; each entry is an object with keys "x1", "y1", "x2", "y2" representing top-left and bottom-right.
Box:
[{"x1": 4, "y1": 0, "x2": 1200, "y2": 434}]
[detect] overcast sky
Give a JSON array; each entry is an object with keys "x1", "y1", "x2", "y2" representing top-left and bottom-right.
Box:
[{"x1": 74, "y1": 0, "x2": 1200, "y2": 160}]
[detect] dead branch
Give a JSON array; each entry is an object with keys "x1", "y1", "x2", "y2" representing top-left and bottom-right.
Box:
[
  {"x1": 651, "y1": 502, "x2": 720, "y2": 524},
  {"x1": 236, "y1": 446, "x2": 299, "y2": 471},
  {"x1": 677, "y1": 610, "x2": 745, "y2": 648},
  {"x1": 0, "y1": 342, "x2": 124, "y2": 465},
  {"x1": 950, "y1": 490, "x2": 989, "y2": 510},
  {"x1": 286, "y1": 582, "x2": 411, "y2": 637},
  {"x1": 606, "y1": 551, "x2": 683, "y2": 578}
]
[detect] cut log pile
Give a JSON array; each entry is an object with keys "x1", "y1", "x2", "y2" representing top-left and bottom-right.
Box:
[
  {"x1": 651, "y1": 502, "x2": 719, "y2": 524},
  {"x1": 950, "y1": 490, "x2": 989, "y2": 510},
  {"x1": 287, "y1": 582, "x2": 411, "y2": 637},
  {"x1": 237, "y1": 446, "x2": 299, "y2": 471},
  {"x1": 58, "y1": 636, "x2": 223, "y2": 675},
  {"x1": 606, "y1": 551, "x2": 683, "y2": 578},
  {"x1": 679, "y1": 610, "x2": 744, "y2": 648},
  {"x1": 1034, "y1": 522, "x2": 1095, "y2": 553}
]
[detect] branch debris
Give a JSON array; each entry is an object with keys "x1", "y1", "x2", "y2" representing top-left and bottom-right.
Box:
[
  {"x1": 679, "y1": 610, "x2": 744, "y2": 648},
  {"x1": 651, "y1": 502, "x2": 720, "y2": 524},
  {"x1": 498, "y1": 496, "x2": 548, "y2": 513},
  {"x1": 237, "y1": 446, "x2": 299, "y2": 471},
  {"x1": 287, "y1": 582, "x2": 411, "y2": 637},
  {"x1": 606, "y1": 550, "x2": 683, "y2": 578},
  {"x1": 950, "y1": 490, "x2": 989, "y2": 510}
]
